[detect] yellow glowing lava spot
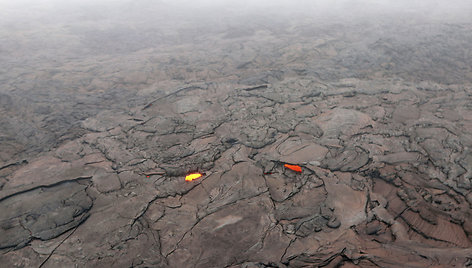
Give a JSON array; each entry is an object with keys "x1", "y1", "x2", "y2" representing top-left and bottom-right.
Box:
[{"x1": 185, "y1": 173, "x2": 203, "y2": 181}]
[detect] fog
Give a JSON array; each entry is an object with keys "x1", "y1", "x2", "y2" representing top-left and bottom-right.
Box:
[
  {"x1": 2, "y1": 0, "x2": 471, "y2": 64},
  {"x1": 2, "y1": 0, "x2": 472, "y2": 30}
]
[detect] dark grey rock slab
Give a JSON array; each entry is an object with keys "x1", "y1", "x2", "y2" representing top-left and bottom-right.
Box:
[{"x1": 0, "y1": 181, "x2": 92, "y2": 249}]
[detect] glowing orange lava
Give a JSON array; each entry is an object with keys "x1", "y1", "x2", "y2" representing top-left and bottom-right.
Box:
[
  {"x1": 185, "y1": 173, "x2": 203, "y2": 181},
  {"x1": 284, "y1": 164, "x2": 302, "y2": 173}
]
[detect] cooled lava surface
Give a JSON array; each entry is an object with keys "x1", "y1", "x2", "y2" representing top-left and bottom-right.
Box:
[{"x1": 1, "y1": 1, "x2": 472, "y2": 267}]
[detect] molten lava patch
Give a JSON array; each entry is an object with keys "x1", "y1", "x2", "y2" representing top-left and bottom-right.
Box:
[
  {"x1": 284, "y1": 164, "x2": 302, "y2": 173},
  {"x1": 185, "y1": 173, "x2": 203, "y2": 181}
]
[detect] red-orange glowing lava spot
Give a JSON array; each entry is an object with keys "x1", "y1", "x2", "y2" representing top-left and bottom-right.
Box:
[
  {"x1": 284, "y1": 164, "x2": 302, "y2": 173},
  {"x1": 185, "y1": 173, "x2": 203, "y2": 181}
]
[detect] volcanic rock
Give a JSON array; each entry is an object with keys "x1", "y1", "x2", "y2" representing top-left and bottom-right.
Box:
[
  {"x1": 0, "y1": 181, "x2": 92, "y2": 249},
  {"x1": 2, "y1": 3, "x2": 472, "y2": 267}
]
